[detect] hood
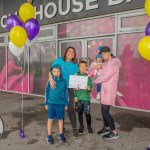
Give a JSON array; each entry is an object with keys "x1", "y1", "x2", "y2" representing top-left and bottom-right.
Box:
[
  {"x1": 50, "y1": 64, "x2": 63, "y2": 81},
  {"x1": 112, "y1": 57, "x2": 121, "y2": 67}
]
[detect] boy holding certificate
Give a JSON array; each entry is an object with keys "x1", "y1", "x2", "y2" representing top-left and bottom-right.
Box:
[{"x1": 74, "y1": 60, "x2": 93, "y2": 134}]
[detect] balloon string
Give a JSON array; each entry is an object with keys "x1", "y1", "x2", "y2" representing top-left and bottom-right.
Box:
[{"x1": 17, "y1": 50, "x2": 24, "y2": 133}]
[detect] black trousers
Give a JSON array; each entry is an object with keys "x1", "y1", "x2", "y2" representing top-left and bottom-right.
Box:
[
  {"x1": 77, "y1": 101, "x2": 91, "y2": 129},
  {"x1": 101, "y1": 104, "x2": 115, "y2": 130},
  {"x1": 67, "y1": 88, "x2": 77, "y2": 129}
]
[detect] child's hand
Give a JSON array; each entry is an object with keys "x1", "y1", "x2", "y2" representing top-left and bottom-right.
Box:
[
  {"x1": 64, "y1": 106, "x2": 68, "y2": 111},
  {"x1": 75, "y1": 87, "x2": 80, "y2": 90},
  {"x1": 90, "y1": 66, "x2": 95, "y2": 70},
  {"x1": 87, "y1": 86, "x2": 90, "y2": 91},
  {"x1": 99, "y1": 41, "x2": 103, "y2": 45},
  {"x1": 74, "y1": 97, "x2": 78, "y2": 102},
  {"x1": 96, "y1": 64, "x2": 102, "y2": 70},
  {"x1": 45, "y1": 105, "x2": 48, "y2": 110}
]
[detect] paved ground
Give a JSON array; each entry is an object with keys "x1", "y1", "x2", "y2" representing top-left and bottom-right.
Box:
[{"x1": 0, "y1": 91, "x2": 150, "y2": 150}]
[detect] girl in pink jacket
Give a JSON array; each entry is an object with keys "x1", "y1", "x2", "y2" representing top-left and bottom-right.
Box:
[{"x1": 94, "y1": 46, "x2": 121, "y2": 140}]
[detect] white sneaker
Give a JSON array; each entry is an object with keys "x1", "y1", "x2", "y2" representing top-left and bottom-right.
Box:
[
  {"x1": 116, "y1": 91, "x2": 123, "y2": 97},
  {"x1": 96, "y1": 93, "x2": 101, "y2": 99}
]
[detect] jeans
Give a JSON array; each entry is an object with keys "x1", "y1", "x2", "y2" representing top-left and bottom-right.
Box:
[
  {"x1": 97, "y1": 83, "x2": 101, "y2": 92},
  {"x1": 101, "y1": 104, "x2": 115, "y2": 130},
  {"x1": 77, "y1": 101, "x2": 91, "y2": 129}
]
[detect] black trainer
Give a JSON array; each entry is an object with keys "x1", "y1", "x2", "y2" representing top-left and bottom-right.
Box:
[
  {"x1": 88, "y1": 127, "x2": 93, "y2": 134},
  {"x1": 73, "y1": 128, "x2": 79, "y2": 138},
  {"x1": 103, "y1": 132, "x2": 119, "y2": 140},
  {"x1": 78, "y1": 128, "x2": 84, "y2": 134},
  {"x1": 97, "y1": 127, "x2": 110, "y2": 136}
]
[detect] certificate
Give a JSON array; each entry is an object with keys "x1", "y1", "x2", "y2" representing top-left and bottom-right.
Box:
[{"x1": 69, "y1": 75, "x2": 88, "y2": 89}]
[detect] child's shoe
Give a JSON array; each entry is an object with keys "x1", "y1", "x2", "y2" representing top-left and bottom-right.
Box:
[
  {"x1": 78, "y1": 127, "x2": 84, "y2": 134},
  {"x1": 73, "y1": 128, "x2": 79, "y2": 138},
  {"x1": 88, "y1": 127, "x2": 93, "y2": 134},
  {"x1": 96, "y1": 93, "x2": 101, "y2": 100},
  {"x1": 58, "y1": 133, "x2": 66, "y2": 143},
  {"x1": 47, "y1": 135, "x2": 54, "y2": 144},
  {"x1": 116, "y1": 91, "x2": 123, "y2": 97}
]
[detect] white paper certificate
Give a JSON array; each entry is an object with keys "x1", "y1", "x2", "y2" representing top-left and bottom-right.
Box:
[{"x1": 69, "y1": 75, "x2": 88, "y2": 89}]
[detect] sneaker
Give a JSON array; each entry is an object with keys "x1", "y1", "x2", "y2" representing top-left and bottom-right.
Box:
[
  {"x1": 103, "y1": 132, "x2": 119, "y2": 140},
  {"x1": 97, "y1": 127, "x2": 110, "y2": 136},
  {"x1": 88, "y1": 128, "x2": 93, "y2": 134},
  {"x1": 73, "y1": 128, "x2": 79, "y2": 138},
  {"x1": 78, "y1": 128, "x2": 84, "y2": 134},
  {"x1": 58, "y1": 133, "x2": 66, "y2": 143},
  {"x1": 96, "y1": 93, "x2": 101, "y2": 99},
  {"x1": 116, "y1": 91, "x2": 123, "y2": 97},
  {"x1": 47, "y1": 135, "x2": 54, "y2": 144}
]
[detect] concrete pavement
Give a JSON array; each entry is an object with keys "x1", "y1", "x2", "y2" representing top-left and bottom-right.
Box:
[{"x1": 0, "y1": 91, "x2": 150, "y2": 150}]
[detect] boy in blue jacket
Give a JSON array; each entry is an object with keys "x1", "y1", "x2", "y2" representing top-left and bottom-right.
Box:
[{"x1": 45, "y1": 64, "x2": 68, "y2": 144}]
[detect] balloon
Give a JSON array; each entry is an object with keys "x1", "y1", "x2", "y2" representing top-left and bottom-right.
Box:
[
  {"x1": 10, "y1": 26, "x2": 27, "y2": 47},
  {"x1": 138, "y1": 36, "x2": 150, "y2": 61},
  {"x1": 25, "y1": 36, "x2": 38, "y2": 46},
  {"x1": 19, "y1": 3, "x2": 35, "y2": 22},
  {"x1": 145, "y1": 22, "x2": 150, "y2": 36},
  {"x1": 145, "y1": 0, "x2": 150, "y2": 16},
  {"x1": 9, "y1": 41, "x2": 24, "y2": 57},
  {"x1": 6, "y1": 15, "x2": 22, "y2": 31},
  {"x1": 24, "y1": 18, "x2": 40, "y2": 41}
]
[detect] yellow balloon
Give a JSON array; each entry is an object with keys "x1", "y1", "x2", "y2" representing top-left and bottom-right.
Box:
[
  {"x1": 145, "y1": 0, "x2": 150, "y2": 16},
  {"x1": 10, "y1": 26, "x2": 27, "y2": 47},
  {"x1": 19, "y1": 3, "x2": 35, "y2": 22},
  {"x1": 138, "y1": 36, "x2": 150, "y2": 61}
]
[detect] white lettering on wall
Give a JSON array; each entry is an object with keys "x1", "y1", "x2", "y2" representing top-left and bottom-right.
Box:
[
  {"x1": 72, "y1": 0, "x2": 84, "y2": 13},
  {"x1": 126, "y1": 0, "x2": 132, "y2": 2},
  {"x1": 15, "y1": 12, "x2": 18, "y2": 16},
  {"x1": 109, "y1": 0, "x2": 132, "y2": 6},
  {"x1": 1, "y1": 15, "x2": 7, "y2": 28},
  {"x1": 59, "y1": 0, "x2": 71, "y2": 15},
  {"x1": 44, "y1": 2, "x2": 57, "y2": 18},
  {"x1": 0, "y1": 0, "x2": 135, "y2": 29},
  {"x1": 86, "y1": 0, "x2": 99, "y2": 11},
  {"x1": 35, "y1": 5, "x2": 44, "y2": 20}
]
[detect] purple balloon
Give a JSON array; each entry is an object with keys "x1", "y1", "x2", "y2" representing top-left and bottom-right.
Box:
[
  {"x1": 24, "y1": 18, "x2": 40, "y2": 41},
  {"x1": 145, "y1": 22, "x2": 150, "y2": 36},
  {"x1": 6, "y1": 15, "x2": 22, "y2": 31}
]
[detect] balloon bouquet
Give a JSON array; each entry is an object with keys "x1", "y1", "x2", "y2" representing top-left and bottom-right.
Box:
[
  {"x1": 6, "y1": 2, "x2": 40, "y2": 138},
  {"x1": 6, "y1": 3, "x2": 40, "y2": 58},
  {"x1": 138, "y1": 0, "x2": 150, "y2": 61}
]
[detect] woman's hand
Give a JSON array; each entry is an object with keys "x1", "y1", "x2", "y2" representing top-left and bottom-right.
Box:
[
  {"x1": 45, "y1": 105, "x2": 48, "y2": 110},
  {"x1": 50, "y1": 79, "x2": 56, "y2": 88},
  {"x1": 49, "y1": 72, "x2": 56, "y2": 88},
  {"x1": 64, "y1": 106, "x2": 68, "y2": 111}
]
